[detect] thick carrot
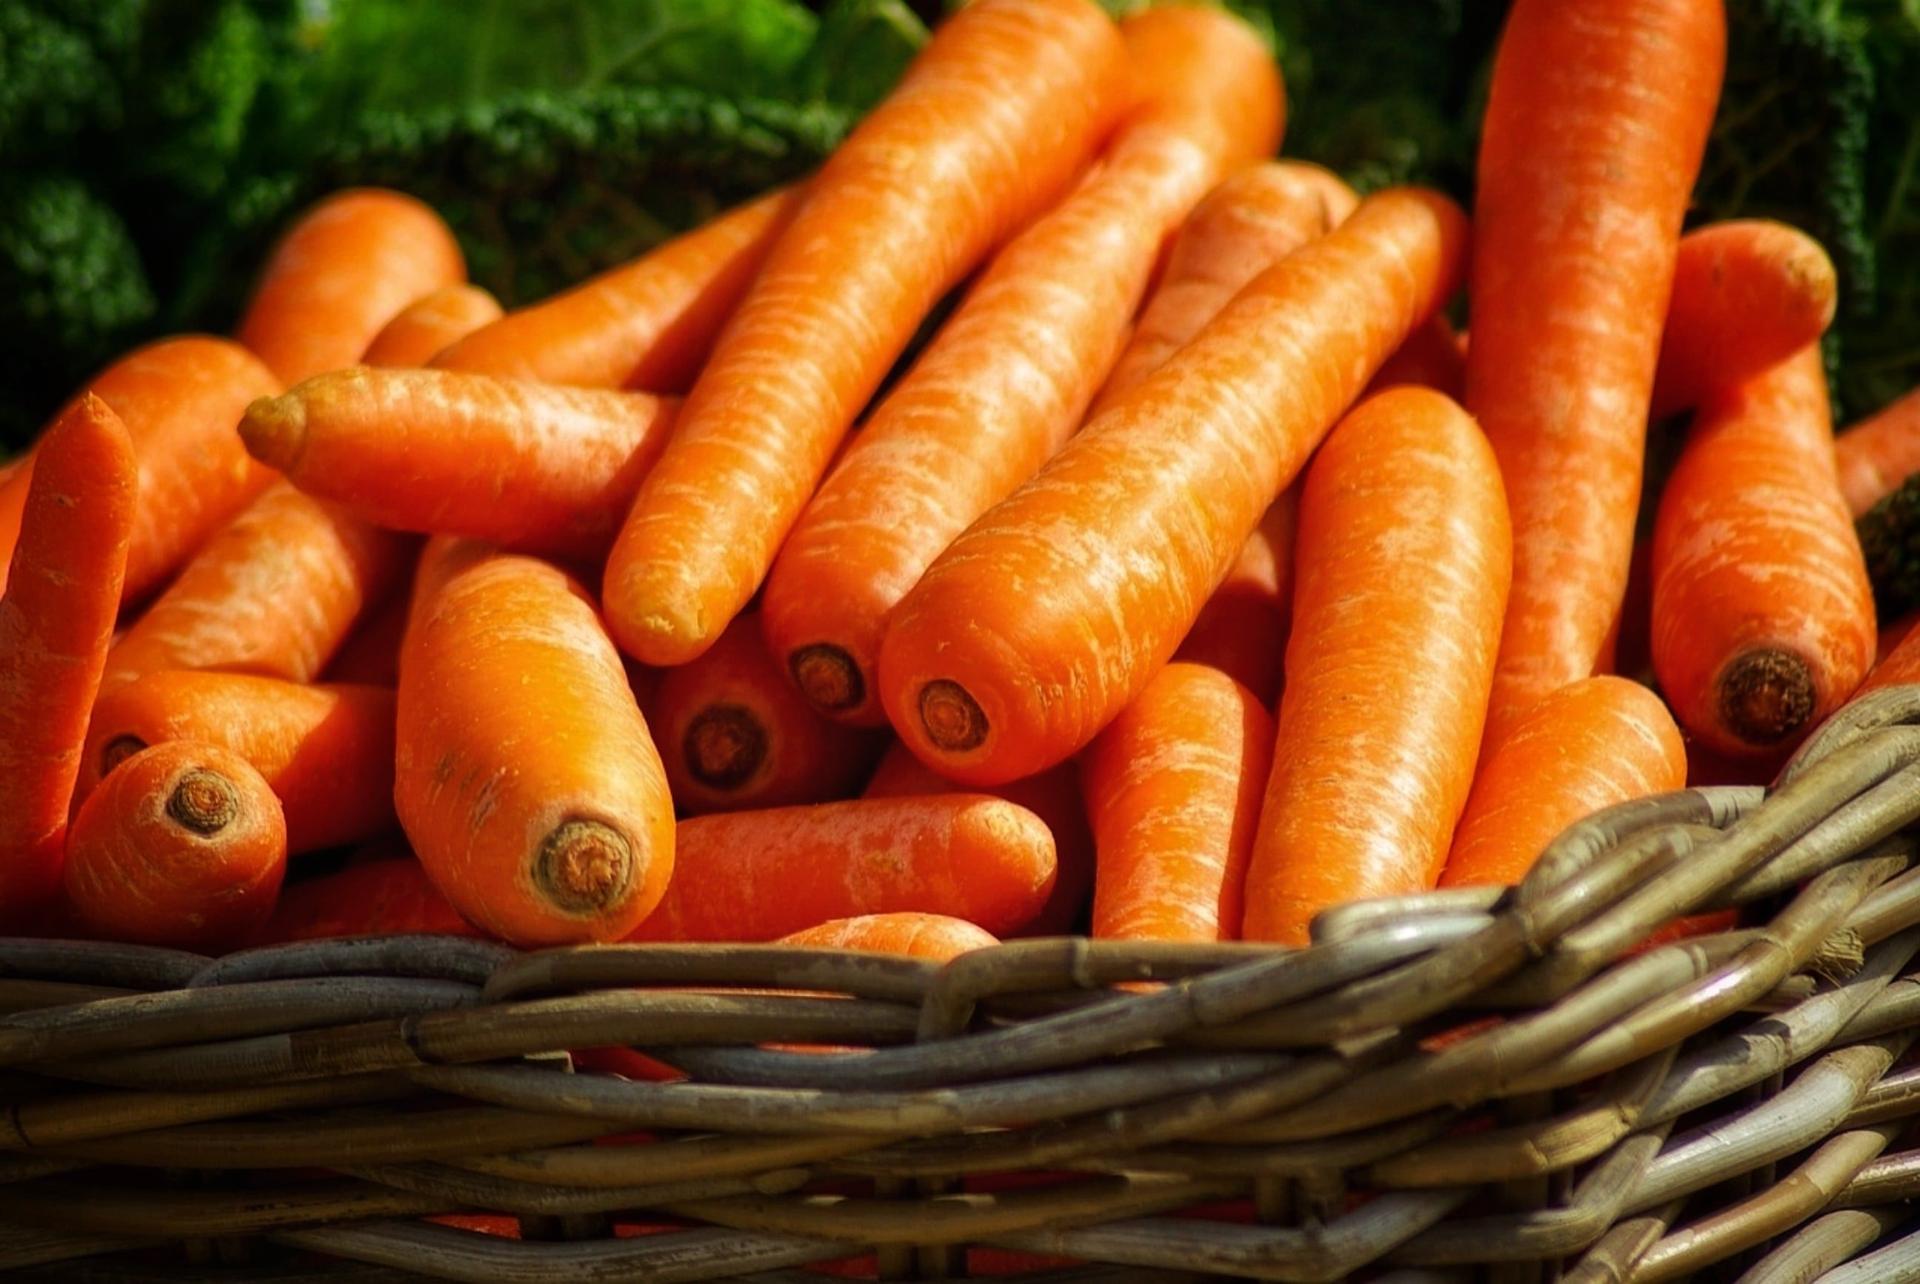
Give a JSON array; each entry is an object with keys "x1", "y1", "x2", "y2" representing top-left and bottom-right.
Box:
[
  {"x1": 761, "y1": 6, "x2": 1281, "y2": 724},
  {"x1": 431, "y1": 188, "x2": 804, "y2": 390},
  {"x1": 105, "y1": 481, "x2": 413, "y2": 688},
  {"x1": 0, "y1": 396, "x2": 136, "y2": 922},
  {"x1": 648, "y1": 612, "x2": 883, "y2": 815},
  {"x1": 1836, "y1": 387, "x2": 1920, "y2": 518},
  {"x1": 1081, "y1": 662, "x2": 1272, "y2": 942},
  {"x1": 1172, "y1": 491, "x2": 1296, "y2": 705},
  {"x1": 1440, "y1": 676, "x2": 1686, "y2": 887},
  {"x1": 257, "y1": 857, "x2": 479, "y2": 943},
  {"x1": 323, "y1": 586, "x2": 413, "y2": 687},
  {"x1": 1242, "y1": 388, "x2": 1510, "y2": 945},
  {"x1": 1367, "y1": 316, "x2": 1466, "y2": 400},
  {"x1": 776, "y1": 913, "x2": 999, "y2": 960},
  {"x1": 878, "y1": 188, "x2": 1469, "y2": 785},
  {"x1": 241, "y1": 368, "x2": 680, "y2": 560},
  {"x1": 81, "y1": 673, "x2": 396, "y2": 855},
  {"x1": 63, "y1": 741, "x2": 287, "y2": 952},
  {"x1": 627, "y1": 795, "x2": 1056, "y2": 942},
  {"x1": 398, "y1": 540, "x2": 674, "y2": 945},
  {"x1": 237, "y1": 188, "x2": 465, "y2": 386},
  {"x1": 1651, "y1": 347, "x2": 1875, "y2": 755},
  {"x1": 603, "y1": 0, "x2": 1129, "y2": 667},
  {"x1": 1468, "y1": 0, "x2": 1725, "y2": 751},
  {"x1": 363, "y1": 284, "x2": 504, "y2": 367}
]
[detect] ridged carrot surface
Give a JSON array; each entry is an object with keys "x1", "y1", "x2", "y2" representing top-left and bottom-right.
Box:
[
  {"x1": 1173, "y1": 492, "x2": 1297, "y2": 705},
  {"x1": 258, "y1": 857, "x2": 478, "y2": 943},
  {"x1": 879, "y1": 187, "x2": 1468, "y2": 786},
  {"x1": 777, "y1": 913, "x2": 999, "y2": 960},
  {"x1": 363, "y1": 284, "x2": 504, "y2": 367},
  {"x1": 1837, "y1": 387, "x2": 1920, "y2": 517}
]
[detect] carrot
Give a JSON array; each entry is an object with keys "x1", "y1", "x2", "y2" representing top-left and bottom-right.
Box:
[
  {"x1": 1242, "y1": 388, "x2": 1510, "y2": 945},
  {"x1": 237, "y1": 188, "x2": 465, "y2": 386},
  {"x1": 603, "y1": 0, "x2": 1129, "y2": 667},
  {"x1": 1172, "y1": 491, "x2": 1297, "y2": 705},
  {"x1": 760, "y1": 6, "x2": 1281, "y2": 723},
  {"x1": 1881, "y1": 609, "x2": 1920, "y2": 666},
  {"x1": 1650, "y1": 220, "x2": 1837, "y2": 420},
  {"x1": 1080, "y1": 662, "x2": 1271, "y2": 942},
  {"x1": 863, "y1": 741, "x2": 1093, "y2": 935},
  {"x1": 776, "y1": 913, "x2": 999, "y2": 960},
  {"x1": 647, "y1": 612, "x2": 883, "y2": 815},
  {"x1": 1864, "y1": 604, "x2": 1920, "y2": 691},
  {"x1": 81, "y1": 673, "x2": 396, "y2": 855},
  {"x1": 257, "y1": 857, "x2": 479, "y2": 943},
  {"x1": 0, "y1": 396, "x2": 136, "y2": 922},
  {"x1": 241, "y1": 368, "x2": 680, "y2": 560},
  {"x1": 878, "y1": 188, "x2": 1469, "y2": 785},
  {"x1": 323, "y1": 586, "x2": 413, "y2": 687},
  {"x1": 104, "y1": 481, "x2": 413, "y2": 688},
  {"x1": 1651, "y1": 347, "x2": 1875, "y2": 755},
  {"x1": 63, "y1": 741, "x2": 287, "y2": 952},
  {"x1": 431, "y1": 187, "x2": 804, "y2": 391},
  {"x1": 397, "y1": 540, "x2": 674, "y2": 945},
  {"x1": 1467, "y1": 0, "x2": 1725, "y2": 751},
  {"x1": 1836, "y1": 387, "x2": 1920, "y2": 518},
  {"x1": 1439, "y1": 676, "x2": 1686, "y2": 888},
  {"x1": 1367, "y1": 316, "x2": 1466, "y2": 400},
  {"x1": 362, "y1": 284, "x2": 504, "y2": 367},
  {"x1": 627, "y1": 795, "x2": 1056, "y2": 942}
]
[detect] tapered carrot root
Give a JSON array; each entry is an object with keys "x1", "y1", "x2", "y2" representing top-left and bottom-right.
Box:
[
  {"x1": 1440, "y1": 676, "x2": 1686, "y2": 888},
  {"x1": 242, "y1": 368, "x2": 680, "y2": 559},
  {"x1": 1173, "y1": 492, "x2": 1297, "y2": 705},
  {"x1": 363, "y1": 284, "x2": 504, "y2": 367},
  {"x1": 1243, "y1": 388, "x2": 1510, "y2": 945},
  {"x1": 258, "y1": 857, "x2": 478, "y2": 943},
  {"x1": 1837, "y1": 387, "x2": 1920, "y2": 517},
  {"x1": 1652, "y1": 347, "x2": 1875, "y2": 756},
  {"x1": 879, "y1": 188, "x2": 1469, "y2": 786},
  {"x1": 777, "y1": 913, "x2": 999, "y2": 959}
]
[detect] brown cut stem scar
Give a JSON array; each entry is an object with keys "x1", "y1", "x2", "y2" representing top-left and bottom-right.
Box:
[
  {"x1": 535, "y1": 820, "x2": 634, "y2": 913},
  {"x1": 167, "y1": 769, "x2": 239, "y2": 836},
  {"x1": 790, "y1": 644, "x2": 864, "y2": 713},
  {"x1": 102, "y1": 736, "x2": 147, "y2": 777},
  {"x1": 684, "y1": 704, "x2": 768, "y2": 790},
  {"x1": 919, "y1": 679, "x2": 987, "y2": 753},
  {"x1": 1717, "y1": 647, "x2": 1816, "y2": 746}
]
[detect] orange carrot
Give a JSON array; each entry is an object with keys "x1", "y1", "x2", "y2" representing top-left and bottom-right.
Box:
[
  {"x1": 1440, "y1": 676, "x2": 1686, "y2": 887},
  {"x1": 1836, "y1": 386, "x2": 1920, "y2": 517},
  {"x1": 1366, "y1": 316, "x2": 1467, "y2": 400},
  {"x1": 105, "y1": 481, "x2": 413, "y2": 688},
  {"x1": 237, "y1": 189, "x2": 465, "y2": 386},
  {"x1": 362, "y1": 284, "x2": 504, "y2": 367},
  {"x1": 1243, "y1": 388, "x2": 1510, "y2": 945},
  {"x1": 431, "y1": 187, "x2": 804, "y2": 391},
  {"x1": 81, "y1": 673, "x2": 396, "y2": 855},
  {"x1": 323, "y1": 585, "x2": 413, "y2": 687},
  {"x1": 1468, "y1": 0, "x2": 1725, "y2": 751},
  {"x1": 647, "y1": 612, "x2": 883, "y2": 815},
  {"x1": 63, "y1": 741, "x2": 287, "y2": 952},
  {"x1": 879, "y1": 188, "x2": 1468, "y2": 785},
  {"x1": 1864, "y1": 608, "x2": 1920, "y2": 693},
  {"x1": 398, "y1": 540, "x2": 675, "y2": 945},
  {"x1": 1081, "y1": 662, "x2": 1272, "y2": 942},
  {"x1": 0, "y1": 396, "x2": 137, "y2": 922},
  {"x1": 628, "y1": 795, "x2": 1056, "y2": 942},
  {"x1": 603, "y1": 0, "x2": 1129, "y2": 667},
  {"x1": 1651, "y1": 347, "x2": 1875, "y2": 755},
  {"x1": 1650, "y1": 220, "x2": 1837, "y2": 419},
  {"x1": 761, "y1": 6, "x2": 1281, "y2": 723},
  {"x1": 241, "y1": 368, "x2": 680, "y2": 560},
  {"x1": 776, "y1": 913, "x2": 999, "y2": 960},
  {"x1": 1880, "y1": 609, "x2": 1920, "y2": 666},
  {"x1": 1172, "y1": 491, "x2": 1297, "y2": 705},
  {"x1": 257, "y1": 856, "x2": 479, "y2": 943}
]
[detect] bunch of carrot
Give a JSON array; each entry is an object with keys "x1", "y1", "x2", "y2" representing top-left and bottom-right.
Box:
[{"x1": 5, "y1": 0, "x2": 1916, "y2": 960}]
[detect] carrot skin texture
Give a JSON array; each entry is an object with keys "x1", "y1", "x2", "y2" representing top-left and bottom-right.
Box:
[
  {"x1": 258, "y1": 857, "x2": 479, "y2": 943},
  {"x1": 1440, "y1": 676, "x2": 1685, "y2": 888},
  {"x1": 604, "y1": 0, "x2": 1129, "y2": 667},
  {"x1": 0, "y1": 396, "x2": 137, "y2": 921},
  {"x1": 1173, "y1": 491, "x2": 1297, "y2": 705},
  {"x1": 397, "y1": 541, "x2": 675, "y2": 945},
  {"x1": 627, "y1": 795, "x2": 1056, "y2": 942},
  {"x1": 1652, "y1": 347, "x2": 1875, "y2": 756},
  {"x1": 1243, "y1": 388, "x2": 1511, "y2": 945},
  {"x1": 879, "y1": 188, "x2": 1470, "y2": 786},
  {"x1": 238, "y1": 188, "x2": 465, "y2": 386},
  {"x1": 776, "y1": 913, "x2": 999, "y2": 960},
  {"x1": 363, "y1": 284, "x2": 504, "y2": 367},
  {"x1": 1081, "y1": 662, "x2": 1272, "y2": 942},
  {"x1": 1468, "y1": 0, "x2": 1725, "y2": 749},
  {"x1": 1836, "y1": 387, "x2": 1920, "y2": 517},
  {"x1": 243, "y1": 368, "x2": 680, "y2": 559}
]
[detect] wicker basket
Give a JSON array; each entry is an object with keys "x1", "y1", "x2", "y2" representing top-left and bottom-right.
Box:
[{"x1": 8, "y1": 684, "x2": 1920, "y2": 1282}]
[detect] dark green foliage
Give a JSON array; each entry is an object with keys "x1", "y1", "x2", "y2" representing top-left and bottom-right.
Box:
[{"x1": 1858, "y1": 471, "x2": 1920, "y2": 618}]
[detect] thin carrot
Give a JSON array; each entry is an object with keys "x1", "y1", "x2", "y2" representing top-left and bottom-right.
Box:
[
  {"x1": 603, "y1": 0, "x2": 1129, "y2": 667},
  {"x1": 1366, "y1": 316, "x2": 1466, "y2": 400},
  {"x1": 104, "y1": 481, "x2": 414, "y2": 688},
  {"x1": 1172, "y1": 491, "x2": 1297, "y2": 705},
  {"x1": 1468, "y1": 0, "x2": 1725, "y2": 751},
  {"x1": 1440, "y1": 676, "x2": 1686, "y2": 888},
  {"x1": 363, "y1": 284, "x2": 504, "y2": 367},
  {"x1": 237, "y1": 188, "x2": 465, "y2": 386},
  {"x1": 81, "y1": 673, "x2": 396, "y2": 855},
  {"x1": 0, "y1": 395, "x2": 136, "y2": 923},
  {"x1": 431, "y1": 187, "x2": 804, "y2": 391},
  {"x1": 397, "y1": 539, "x2": 675, "y2": 945},
  {"x1": 879, "y1": 188, "x2": 1469, "y2": 785},
  {"x1": 63, "y1": 741, "x2": 287, "y2": 952},
  {"x1": 1836, "y1": 386, "x2": 1920, "y2": 518},
  {"x1": 256, "y1": 857, "x2": 478, "y2": 943},
  {"x1": 1243, "y1": 388, "x2": 1510, "y2": 945},
  {"x1": 776, "y1": 913, "x2": 999, "y2": 960},
  {"x1": 647, "y1": 612, "x2": 883, "y2": 815},
  {"x1": 1651, "y1": 347, "x2": 1875, "y2": 755},
  {"x1": 1650, "y1": 220, "x2": 1837, "y2": 420},
  {"x1": 1081, "y1": 662, "x2": 1272, "y2": 942},
  {"x1": 627, "y1": 795, "x2": 1056, "y2": 942},
  {"x1": 323, "y1": 585, "x2": 414, "y2": 687},
  {"x1": 761, "y1": 5, "x2": 1281, "y2": 723}
]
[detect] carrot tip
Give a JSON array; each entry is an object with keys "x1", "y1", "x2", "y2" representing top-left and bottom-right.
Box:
[
  {"x1": 790, "y1": 644, "x2": 865, "y2": 714},
  {"x1": 683, "y1": 703, "x2": 768, "y2": 791},
  {"x1": 102, "y1": 736, "x2": 147, "y2": 777},
  {"x1": 167, "y1": 769, "x2": 239, "y2": 836},
  {"x1": 534, "y1": 819, "x2": 635, "y2": 915},
  {"x1": 1716, "y1": 648, "x2": 1817, "y2": 747},
  {"x1": 919, "y1": 679, "x2": 988, "y2": 753},
  {"x1": 238, "y1": 394, "x2": 307, "y2": 473}
]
